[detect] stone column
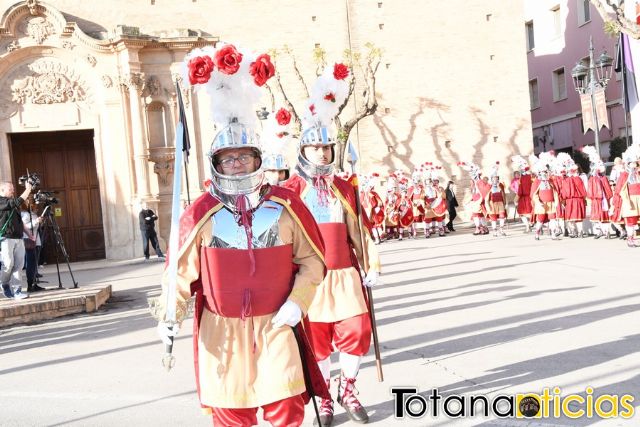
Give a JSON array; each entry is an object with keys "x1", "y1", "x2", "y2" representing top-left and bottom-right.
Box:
[{"x1": 124, "y1": 72, "x2": 151, "y2": 199}]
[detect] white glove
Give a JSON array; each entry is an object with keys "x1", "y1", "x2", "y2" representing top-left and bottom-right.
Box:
[
  {"x1": 271, "y1": 300, "x2": 302, "y2": 328},
  {"x1": 363, "y1": 270, "x2": 379, "y2": 288},
  {"x1": 157, "y1": 322, "x2": 179, "y2": 346}
]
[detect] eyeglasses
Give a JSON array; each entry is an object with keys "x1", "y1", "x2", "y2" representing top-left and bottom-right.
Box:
[{"x1": 218, "y1": 154, "x2": 256, "y2": 169}]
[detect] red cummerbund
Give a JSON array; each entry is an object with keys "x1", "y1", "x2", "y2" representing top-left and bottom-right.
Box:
[
  {"x1": 318, "y1": 222, "x2": 352, "y2": 270},
  {"x1": 200, "y1": 244, "x2": 293, "y2": 318},
  {"x1": 629, "y1": 183, "x2": 640, "y2": 196},
  {"x1": 539, "y1": 188, "x2": 554, "y2": 203},
  {"x1": 490, "y1": 192, "x2": 504, "y2": 202}
]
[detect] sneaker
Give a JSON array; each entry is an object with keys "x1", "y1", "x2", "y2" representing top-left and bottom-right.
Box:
[
  {"x1": 2, "y1": 284, "x2": 14, "y2": 299},
  {"x1": 337, "y1": 374, "x2": 368, "y2": 423},
  {"x1": 13, "y1": 290, "x2": 29, "y2": 300}
]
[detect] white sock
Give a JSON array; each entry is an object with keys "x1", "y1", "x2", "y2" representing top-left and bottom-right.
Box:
[
  {"x1": 499, "y1": 218, "x2": 505, "y2": 227},
  {"x1": 491, "y1": 220, "x2": 497, "y2": 230},
  {"x1": 317, "y1": 356, "x2": 331, "y2": 382},
  {"x1": 474, "y1": 217, "x2": 481, "y2": 228},
  {"x1": 339, "y1": 352, "x2": 362, "y2": 378}
]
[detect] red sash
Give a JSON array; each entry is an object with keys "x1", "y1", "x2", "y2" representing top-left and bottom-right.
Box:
[
  {"x1": 629, "y1": 183, "x2": 640, "y2": 196},
  {"x1": 200, "y1": 245, "x2": 293, "y2": 318},
  {"x1": 539, "y1": 188, "x2": 554, "y2": 203},
  {"x1": 318, "y1": 223, "x2": 352, "y2": 270},
  {"x1": 490, "y1": 192, "x2": 504, "y2": 202}
]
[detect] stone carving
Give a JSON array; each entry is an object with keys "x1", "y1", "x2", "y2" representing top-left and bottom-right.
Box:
[
  {"x1": 102, "y1": 75, "x2": 113, "y2": 88},
  {"x1": 171, "y1": 73, "x2": 190, "y2": 108},
  {"x1": 86, "y1": 54, "x2": 97, "y2": 67},
  {"x1": 7, "y1": 40, "x2": 20, "y2": 52},
  {"x1": 10, "y1": 60, "x2": 87, "y2": 105},
  {"x1": 62, "y1": 41, "x2": 75, "y2": 50},
  {"x1": 20, "y1": 16, "x2": 55, "y2": 44},
  {"x1": 148, "y1": 147, "x2": 175, "y2": 186},
  {"x1": 27, "y1": 0, "x2": 39, "y2": 15},
  {"x1": 120, "y1": 73, "x2": 145, "y2": 92},
  {"x1": 145, "y1": 75, "x2": 161, "y2": 96}
]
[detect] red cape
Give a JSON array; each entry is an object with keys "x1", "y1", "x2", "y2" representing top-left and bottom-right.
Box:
[{"x1": 172, "y1": 186, "x2": 330, "y2": 408}]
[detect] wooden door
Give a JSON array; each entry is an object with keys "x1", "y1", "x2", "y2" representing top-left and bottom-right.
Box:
[{"x1": 10, "y1": 130, "x2": 106, "y2": 262}]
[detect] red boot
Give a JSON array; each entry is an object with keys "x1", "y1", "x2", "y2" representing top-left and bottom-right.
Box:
[
  {"x1": 337, "y1": 373, "x2": 368, "y2": 423},
  {"x1": 314, "y1": 380, "x2": 334, "y2": 427}
]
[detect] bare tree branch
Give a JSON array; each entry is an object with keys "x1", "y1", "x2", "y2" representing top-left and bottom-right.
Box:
[
  {"x1": 590, "y1": 0, "x2": 640, "y2": 39},
  {"x1": 283, "y1": 45, "x2": 310, "y2": 98}
]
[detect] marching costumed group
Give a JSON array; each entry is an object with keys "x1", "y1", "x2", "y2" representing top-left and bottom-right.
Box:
[
  {"x1": 505, "y1": 145, "x2": 640, "y2": 247},
  {"x1": 152, "y1": 43, "x2": 380, "y2": 427}
]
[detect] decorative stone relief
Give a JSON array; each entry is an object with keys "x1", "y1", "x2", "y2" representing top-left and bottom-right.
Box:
[
  {"x1": 9, "y1": 59, "x2": 88, "y2": 105},
  {"x1": 120, "y1": 72, "x2": 145, "y2": 92},
  {"x1": 144, "y1": 75, "x2": 161, "y2": 96},
  {"x1": 62, "y1": 41, "x2": 75, "y2": 50},
  {"x1": 86, "y1": 54, "x2": 97, "y2": 67},
  {"x1": 171, "y1": 73, "x2": 190, "y2": 108},
  {"x1": 148, "y1": 147, "x2": 176, "y2": 186},
  {"x1": 6, "y1": 40, "x2": 20, "y2": 52},
  {"x1": 19, "y1": 16, "x2": 55, "y2": 45},
  {"x1": 27, "y1": 0, "x2": 39, "y2": 15},
  {"x1": 102, "y1": 75, "x2": 113, "y2": 88}
]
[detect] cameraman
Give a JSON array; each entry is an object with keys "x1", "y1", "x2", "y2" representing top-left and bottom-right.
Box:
[{"x1": 0, "y1": 181, "x2": 32, "y2": 300}]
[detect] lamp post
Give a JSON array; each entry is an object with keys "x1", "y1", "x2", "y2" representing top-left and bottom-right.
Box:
[{"x1": 571, "y1": 36, "x2": 613, "y2": 159}]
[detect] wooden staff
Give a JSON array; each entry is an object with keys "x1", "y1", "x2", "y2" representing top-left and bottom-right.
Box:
[{"x1": 349, "y1": 169, "x2": 384, "y2": 382}]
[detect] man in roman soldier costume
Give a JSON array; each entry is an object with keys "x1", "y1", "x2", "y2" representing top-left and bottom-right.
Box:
[
  {"x1": 284, "y1": 62, "x2": 381, "y2": 425},
  {"x1": 583, "y1": 146, "x2": 613, "y2": 239},
  {"x1": 430, "y1": 168, "x2": 449, "y2": 237},
  {"x1": 152, "y1": 44, "x2": 329, "y2": 427},
  {"x1": 408, "y1": 168, "x2": 426, "y2": 237},
  {"x1": 531, "y1": 153, "x2": 561, "y2": 240},
  {"x1": 485, "y1": 162, "x2": 507, "y2": 237},
  {"x1": 458, "y1": 161, "x2": 490, "y2": 235},
  {"x1": 397, "y1": 178, "x2": 414, "y2": 240},
  {"x1": 613, "y1": 143, "x2": 640, "y2": 247},
  {"x1": 360, "y1": 173, "x2": 384, "y2": 244},
  {"x1": 384, "y1": 175, "x2": 400, "y2": 240},
  {"x1": 511, "y1": 155, "x2": 533, "y2": 233},
  {"x1": 550, "y1": 153, "x2": 570, "y2": 238},
  {"x1": 564, "y1": 160, "x2": 587, "y2": 238},
  {"x1": 262, "y1": 107, "x2": 294, "y2": 187}
]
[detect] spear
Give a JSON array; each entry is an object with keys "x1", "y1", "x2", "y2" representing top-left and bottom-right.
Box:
[
  {"x1": 346, "y1": 141, "x2": 384, "y2": 382},
  {"x1": 161, "y1": 81, "x2": 190, "y2": 371}
]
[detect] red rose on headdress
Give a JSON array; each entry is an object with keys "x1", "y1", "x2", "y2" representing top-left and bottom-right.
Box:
[
  {"x1": 309, "y1": 104, "x2": 316, "y2": 115},
  {"x1": 249, "y1": 54, "x2": 275, "y2": 86},
  {"x1": 324, "y1": 92, "x2": 336, "y2": 102},
  {"x1": 187, "y1": 55, "x2": 214, "y2": 85},
  {"x1": 215, "y1": 45, "x2": 243, "y2": 75},
  {"x1": 275, "y1": 108, "x2": 292, "y2": 126},
  {"x1": 203, "y1": 178, "x2": 212, "y2": 187},
  {"x1": 333, "y1": 63, "x2": 350, "y2": 80}
]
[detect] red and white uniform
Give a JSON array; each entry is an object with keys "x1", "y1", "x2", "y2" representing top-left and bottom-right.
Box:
[
  {"x1": 155, "y1": 187, "x2": 329, "y2": 425},
  {"x1": 587, "y1": 174, "x2": 613, "y2": 223}
]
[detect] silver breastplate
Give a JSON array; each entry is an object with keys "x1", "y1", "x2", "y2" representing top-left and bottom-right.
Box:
[
  {"x1": 209, "y1": 200, "x2": 285, "y2": 249},
  {"x1": 303, "y1": 186, "x2": 344, "y2": 224}
]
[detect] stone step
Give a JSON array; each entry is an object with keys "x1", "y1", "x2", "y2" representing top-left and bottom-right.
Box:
[{"x1": 0, "y1": 285, "x2": 112, "y2": 328}]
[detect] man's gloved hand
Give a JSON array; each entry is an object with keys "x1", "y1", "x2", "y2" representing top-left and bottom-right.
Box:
[
  {"x1": 271, "y1": 300, "x2": 302, "y2": 328},
  {"x1": 363, "y1": 270, "x2": 379, "y2": 288},
  {"x1": 157, "y1": 322, "x2": 179, "y2": 346}
]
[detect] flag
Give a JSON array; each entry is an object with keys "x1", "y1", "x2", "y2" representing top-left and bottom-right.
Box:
[{"x1": 176, "y1": 81, "x2": 191, "y2": 162}]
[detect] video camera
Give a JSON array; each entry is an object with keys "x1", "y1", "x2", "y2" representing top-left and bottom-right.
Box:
[
  {"x1": 18, "y1": 172, "x2": 41, "y2": 189},
  {"x1": 34, "y1": 190, "x2": 59, "y2": 206}
]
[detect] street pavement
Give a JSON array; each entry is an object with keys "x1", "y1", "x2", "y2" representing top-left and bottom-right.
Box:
[{"x1": 1, "y1": 223, "x2": 639, "y2": 426}]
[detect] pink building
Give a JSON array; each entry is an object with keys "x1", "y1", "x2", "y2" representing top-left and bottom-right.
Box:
[{"x1": 525, "y1": 0, "x2": 626, "y2": 160}]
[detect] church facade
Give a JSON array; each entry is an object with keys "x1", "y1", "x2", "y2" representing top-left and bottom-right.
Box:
[{"x1": 0, "y1": 0, "x2": 533, "y2": 260}]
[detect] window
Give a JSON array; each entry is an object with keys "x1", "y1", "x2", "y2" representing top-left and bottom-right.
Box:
[
  {"x1": 577, "y1": 0, "x2": 591, "y2": 25},
  {"x1": 529, "y1": 78, "x2": 539, "y2": 109},
  {"x1": 552, "y1": 68, "x2": 567, "y2": 101},
  {"x1": 525, "y1": 21, "x2": 535, "y2": 50},
  {"x1": 551, "y1": 6, "x2": 562, "y2": 37}
]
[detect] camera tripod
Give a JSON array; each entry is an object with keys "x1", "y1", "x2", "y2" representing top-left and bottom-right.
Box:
[{"x1": 39, "y1": 206, "x2": 78, "y2": 289}]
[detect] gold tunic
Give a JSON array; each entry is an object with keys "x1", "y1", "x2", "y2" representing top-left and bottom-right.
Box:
[{"x1": 156, "y1": 207, "x2": 325, "y2": 409}]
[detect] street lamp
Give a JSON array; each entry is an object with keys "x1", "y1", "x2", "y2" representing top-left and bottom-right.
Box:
[{"x1": 571, "y1": 36, "x2": 613, "y2": 159}]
